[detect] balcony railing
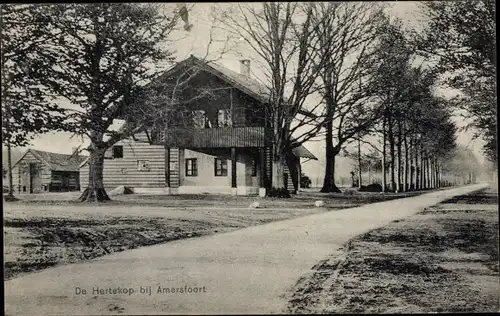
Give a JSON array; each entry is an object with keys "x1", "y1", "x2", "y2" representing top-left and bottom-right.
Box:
[{"x1": 158, "y1": 126, "x2": 265, "y2": 148}]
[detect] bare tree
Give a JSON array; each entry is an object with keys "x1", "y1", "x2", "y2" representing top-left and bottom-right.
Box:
[{"x1": 213, "y1": 3, "x2": 328, "y2": 197}]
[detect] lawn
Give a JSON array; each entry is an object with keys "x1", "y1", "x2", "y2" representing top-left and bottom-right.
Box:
[
  {"x1": 286, "y1": 187, "x2": 499, "y2": 313},
  {"x1": 3, "y1": 188, "x2": 437, "y2": 281}
]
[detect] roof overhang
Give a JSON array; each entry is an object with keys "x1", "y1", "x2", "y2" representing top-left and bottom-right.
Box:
[{"x1": 292, "y1": 145, "x2": 317, "y2": 160}]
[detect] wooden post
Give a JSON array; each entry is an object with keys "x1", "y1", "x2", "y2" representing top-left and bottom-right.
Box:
[
  {"x1": 230, "y1": 88, "x2": 234, "y2": 127},
  {"x1": 169, "y1": 148, "x2": 180, "y2": 195},
  {"x1": 231, "y1": 147, "x2": 237, "y2": 195},
  {"x1": 163, "y1": 111, "x2": 170, "y2": 194},
  {"x1": 164, "y1": 147, "x2": 170, "y2": 190}
]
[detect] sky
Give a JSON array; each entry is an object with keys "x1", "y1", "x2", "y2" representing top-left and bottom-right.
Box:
[{"x1": 12, "y1": 2, "x2": 488, "y2": 181}]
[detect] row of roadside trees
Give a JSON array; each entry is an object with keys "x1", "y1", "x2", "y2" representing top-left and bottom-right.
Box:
[{"x1": 2, "y1": 2, "x2": 495, "y2": 201}]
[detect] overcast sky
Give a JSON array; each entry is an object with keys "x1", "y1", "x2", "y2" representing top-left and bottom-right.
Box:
[{"x1": 18, "y1": 2, "x2": 486, "y2": 174}]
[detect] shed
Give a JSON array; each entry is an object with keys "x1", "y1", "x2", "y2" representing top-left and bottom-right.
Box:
[{"x1": 10, "y1": 149, "x2": 87, "y2": 193}]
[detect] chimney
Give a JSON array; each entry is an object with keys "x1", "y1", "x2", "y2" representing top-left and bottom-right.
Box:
[{"x1": 239, "y1": 59, "x2": 251, "y2": 77}]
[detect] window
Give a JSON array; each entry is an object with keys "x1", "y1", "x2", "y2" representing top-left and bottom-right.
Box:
[
  {"x1": 137, "y1": 160, "x2": 150, "y2": 171},
  {"x1": 251, "y1": 157, "x2": 258, "y2": 177},
  {"x1": 112, "y1": 146, "x2": 123, "y2": 158},
  {"x1": 217, "y1": 109, "x2": 232, "y2": 127},
  {"x1": 214, "y1": 158, "x2": 228, "y2": 177},
  {"x1": 185, "y1": 158, "x2": 198, "y2": 176}
]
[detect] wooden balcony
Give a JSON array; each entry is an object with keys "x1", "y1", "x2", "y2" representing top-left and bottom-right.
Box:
[{"x1": 159, "y1": 126, "x2": 265, "y2": 148}]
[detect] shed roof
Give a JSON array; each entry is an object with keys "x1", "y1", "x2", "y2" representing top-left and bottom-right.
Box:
[
  {"x1": 12, "y1": 149, "x2": 87, "y2": 172},
  {"x1": 292, "y1": 145, "x2": 317, "y2": 160}
]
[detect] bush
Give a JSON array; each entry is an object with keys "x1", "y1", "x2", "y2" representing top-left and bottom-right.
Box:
[{"x1": 267, "y1": 187, "x2": 291, "y2": 198}]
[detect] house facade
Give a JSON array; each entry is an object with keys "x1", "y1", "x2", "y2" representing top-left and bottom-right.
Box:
[
  {"x1": 79, "y1": 133, "x2": 315, "y2": 195},
  {"x1": 10, "y1": 149, "x2": 86, "y2": 193},
  {"x1": 80, "y1": 55, "x2": 317, "y2": 196}
]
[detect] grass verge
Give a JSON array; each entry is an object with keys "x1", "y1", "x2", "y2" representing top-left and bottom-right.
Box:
[{"x1": 287, "y1": 187, "x2": 499, "y2": 313}]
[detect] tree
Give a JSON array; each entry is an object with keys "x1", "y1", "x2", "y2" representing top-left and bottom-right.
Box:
[
  {"x1": 28, "y1": 4, "x2": 181, "y2": 201},
  {"x1": 368, "y1": 16, "x2": 458, "y2": 193},
  {"x1": 416, "y1": 0, "x2": 496, "y2": 164},
  {"x1": 213, "y1": 3, "x2": 329, "y2": 197},
  {"x1": 1, "y1": 4, "x2": 68, "y2": 200},
  {"x1": 312, "y1": 2, "x2": 386, "y2": 193},
  {"x1": 367, "y1": 16, "x2": 414, "y2": 192}
]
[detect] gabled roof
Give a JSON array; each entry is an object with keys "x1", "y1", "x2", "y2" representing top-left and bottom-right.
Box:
[
  {"x1": 12, "y1": 149, "x2": 87, "y2": 172},
  {"x1": 160, "y1": 55, "x2": 316, "y2": 119}
]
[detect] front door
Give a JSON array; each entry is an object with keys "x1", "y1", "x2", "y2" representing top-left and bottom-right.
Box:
[{"x1": 29, "y1": 163, "x2": 37, "y2": 194}]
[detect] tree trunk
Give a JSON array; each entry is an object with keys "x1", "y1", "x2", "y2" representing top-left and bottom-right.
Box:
[
  {"x1": 4, "y1": 142, "x2": 17, "y2": 201},
  {"x1": 425, "y1": 157, "x2": 431, "y2": 189},
  {"x1": 435, "y1": 160, "x2": 440, "y2": 188},
  {"x1": 415, "y1": 150, "x2": 419, "y2": 190},
  {"x1": 396, "y1": 120, "x2": 402, "y2": 192},
  {"x1": 421, "y1": 152, "x2": 426, "y2": 190},
  {"x1": 413, "y1": 143, "x2": 419, "y2": 191},
  {"x1": 382, "y1": 116, "x2": 387, "y2": 192},
  {"x1": 272, "y1": 158, "x2": 285, "y2": 188},
  {"x1": 431, "y1": 158, "x2": 436, "y2": 188},
  {"x1": 79, "y1": 146, "x2": 110, "y2": 202},
  {"x1": 431, "y1": 158, "x2": 437, "y2": 189},
  {"x1": 321, "y1": 84, "x2": 341, "y2": 194},
  {"x1": 321, "y1": 144, "x2": 341, "y2": 193},
  {"x1": 431, "y1": 158, "x2": 434, "y2": 188},
  {"x1": 404, "y1": 134, "x2": 409, "y2": 192},
  {"x1": 368, "y1": 164, "x2": 372, "y2": 184},
  {"x1": 409, "y1": 138, "x2": 414, "y2": 191},
  {"x1": 438, "y1": 163, "x2": 442, "y2": 187},
  {"x1": 269, "y1": 153, "x2": 290, "y2": 197},
  {"x1": 430, "y1": 158, "x2": 434, "y2": 188},
  {"x1": 388, "y1": 114, "x2": 396, "y2": 192}
]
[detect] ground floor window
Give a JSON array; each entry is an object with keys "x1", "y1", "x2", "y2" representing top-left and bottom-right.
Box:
[
  {"x1": 185, "y1": 158, "x2": 198, "y2": 176},
  {"x1": 214, "y1": 158, "x2": 228, "y2": 176}
]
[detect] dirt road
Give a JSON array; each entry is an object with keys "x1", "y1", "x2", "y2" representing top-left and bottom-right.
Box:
[
  {"x1": 3, "y1": 189, "x2": 427, "y2": 280},
  {"x1": 287, "y1": 185, "x2": 498, "y2": 313},
  {"x1": 4, "y1": 184, "x2": 487, "y2": 315}
]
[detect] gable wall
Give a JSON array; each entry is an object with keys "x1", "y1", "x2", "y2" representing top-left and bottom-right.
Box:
[
  {"x1": 14, "y1": 151, "x2": 51, "y2": 193},
  {"x1": 160, "y1": 70, "x2": 265, "y2": 128}
]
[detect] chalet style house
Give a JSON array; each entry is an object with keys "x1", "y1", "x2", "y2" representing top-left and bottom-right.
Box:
[
  {"x1": 10, "y1": 149, "x2": 86, "y2": 193},
  {"x1": 80, "y1": 55, "x2": 316, "y2": 196}
]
